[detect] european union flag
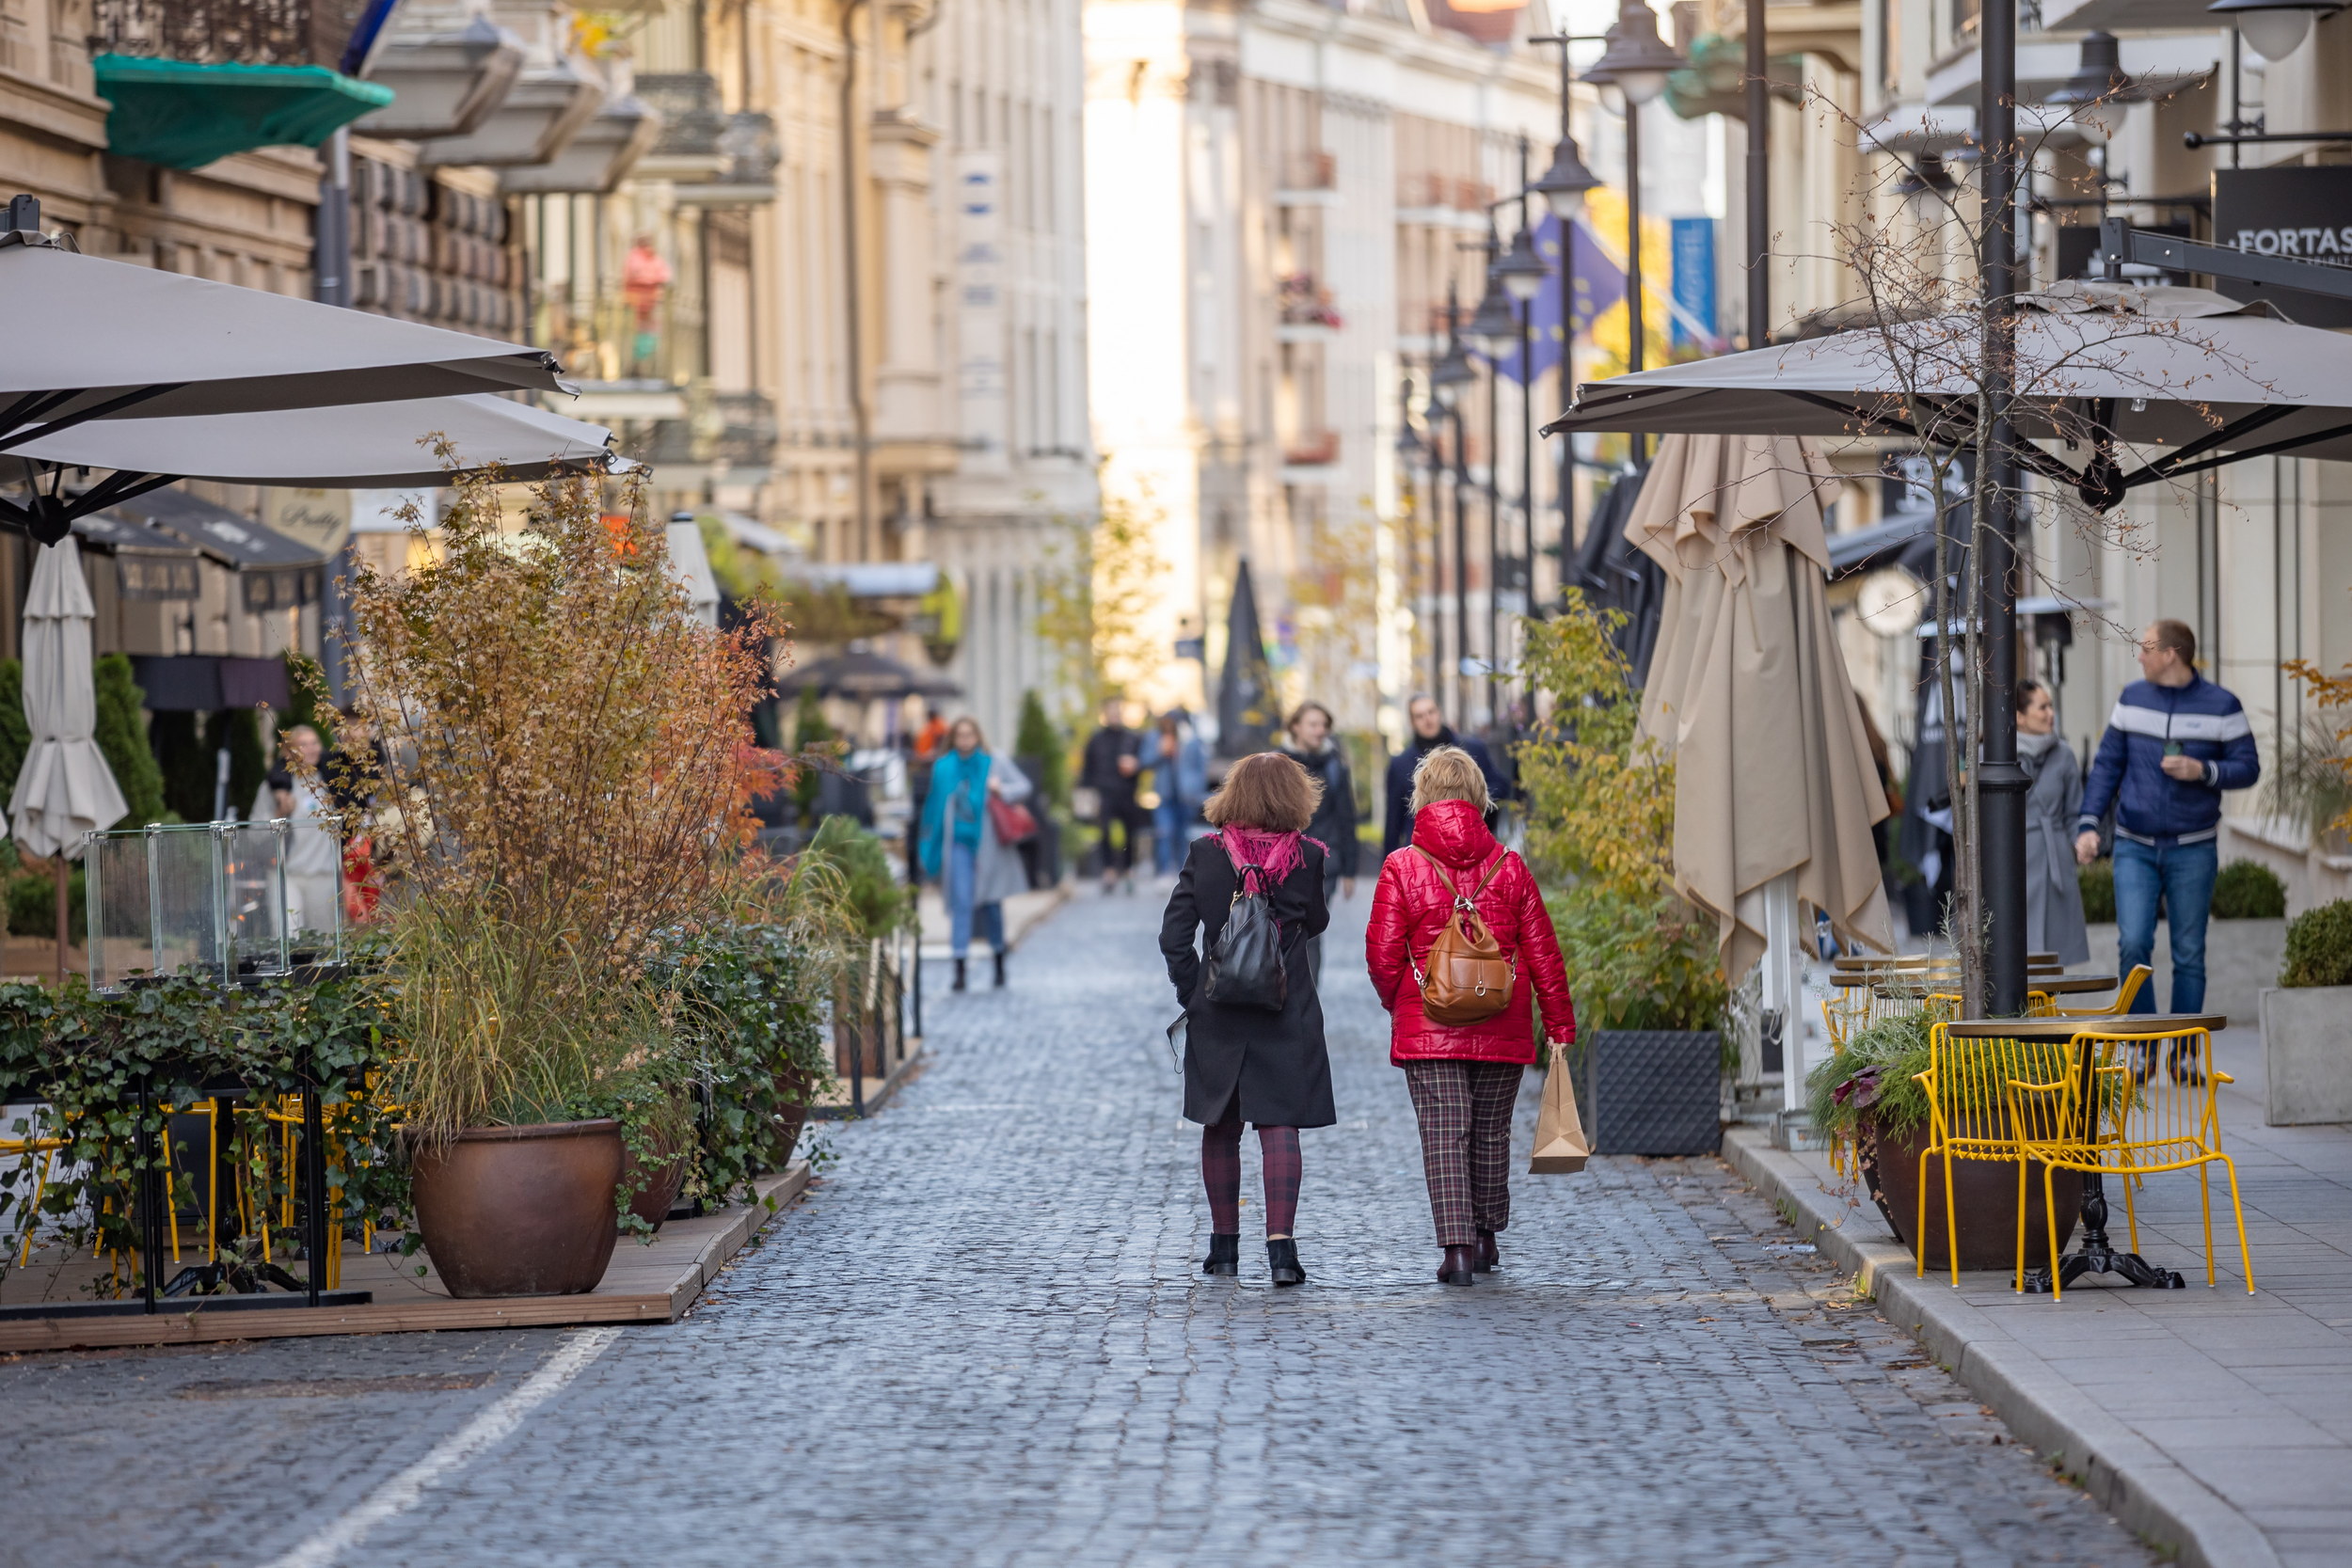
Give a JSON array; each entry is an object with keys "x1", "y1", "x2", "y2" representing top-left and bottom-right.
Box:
[{"x1": 1494, "y1": 214, "x2": 1622, "y2": 385}]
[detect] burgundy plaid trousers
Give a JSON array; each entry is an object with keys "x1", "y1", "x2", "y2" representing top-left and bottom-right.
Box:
[{"x1": 1401, "y1": 1059, "x2": 1523, "y2": 1248}]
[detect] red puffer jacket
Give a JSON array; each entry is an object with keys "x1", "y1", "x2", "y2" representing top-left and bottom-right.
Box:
[{"x1": 1366, "y1": 798, "x2": 1576, "y2": 1065}]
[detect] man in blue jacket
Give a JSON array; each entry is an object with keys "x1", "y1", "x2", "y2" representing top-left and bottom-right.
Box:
[
  {"x1": 1383, "y1": 694, "x2": 1508, "y2": 855},
  {"x1": 2073, "y1": 620, "x2": 2260, "y2": 1016}
]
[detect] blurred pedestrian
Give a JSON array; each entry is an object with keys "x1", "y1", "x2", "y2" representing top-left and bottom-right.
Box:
[
  {"x1": 1151, "y1": 708, "x2": 1209, "y2": 874},
  {"x1": 919, "y1": 717, "x2": 1034, "y2": 990},
  {"x1": 1381, "y1": 694, "x2": 1506, "y2": 855},
  {"x1": 1279, "y1": 701, "x2": 1359, "y2": 980},
  {"x1": 913, "y1": 706, "x2": 950, "y2": 762},
  {"x1": 1367, "y1": 746, "x2": 1574, "y2": 1287},
  {"x1": 1160, "y1": 751, "x2": 1333, "y2": 1287},
  {"x1": 1081, "y1": 696, "x2": 1147, "y2": 895},
  {"x1": 2016, "y1": 680, "x2": 2090, "y2": 966}
]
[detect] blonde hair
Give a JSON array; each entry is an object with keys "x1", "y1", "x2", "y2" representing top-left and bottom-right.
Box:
[
  {"x1": 1409, "y1": 744, "x2": 1490, "y2": 815},
  {"x1": 1202, "y1": 751, "x2": 1321, "y2": 832}
]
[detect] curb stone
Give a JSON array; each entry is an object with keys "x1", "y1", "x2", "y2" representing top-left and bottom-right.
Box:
[{"x1": 1723, "y1": 1127, "x2": 2284, "y2": 1568}]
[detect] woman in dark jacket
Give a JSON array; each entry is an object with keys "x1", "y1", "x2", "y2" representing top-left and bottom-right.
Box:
[
  {"x1": 1366, "y1": 746, "x2": 1576, "y2": 1287},
  {"x1": 1159, "y1": 751, "x2": 1333, "y2": 1286},
  {"x1": 1279, "y1": 701, "x2": 1359, "y2": 981}
]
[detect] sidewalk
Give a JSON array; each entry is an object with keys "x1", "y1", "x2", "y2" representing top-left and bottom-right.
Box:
[
  {"x1": 1728, "y1": 1024, "x2": 2352, "y2": 1568},
  {"x1": 915, "y1": 879, "x2": 1070, "y2": 958}
]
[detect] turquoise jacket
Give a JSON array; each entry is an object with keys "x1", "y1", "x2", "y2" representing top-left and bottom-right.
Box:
[{"x1": 919, "y1": 748, "x2": 991, "y2": 879}]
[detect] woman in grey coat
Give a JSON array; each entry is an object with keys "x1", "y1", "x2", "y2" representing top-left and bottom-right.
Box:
[{"x1": 2016, "y1": 680, "x2": 2090, "y2": 965}]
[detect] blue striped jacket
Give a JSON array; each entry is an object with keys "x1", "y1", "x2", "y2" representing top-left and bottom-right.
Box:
[{"x1": 2075, "y1": 674, "x2": 2260, "y2": 846}]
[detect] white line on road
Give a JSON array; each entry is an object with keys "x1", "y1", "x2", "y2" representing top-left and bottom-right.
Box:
[{"x1": 256, "y1": 1325, "x2": 623, "y2": 1568}]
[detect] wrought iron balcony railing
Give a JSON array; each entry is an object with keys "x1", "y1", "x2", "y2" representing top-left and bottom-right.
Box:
[{"x1": 89, "y1": 0, "x2": 373, "y2": 70}]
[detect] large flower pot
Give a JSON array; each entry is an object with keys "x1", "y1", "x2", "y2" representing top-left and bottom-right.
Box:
[
  {"x1": 619, "y1": 1126, "x2": 690, "y2": 1231},
  {"x1": 1865, "y1": 1116, "x2": 2081, "y2": 1274},
  {"x1": 772, "y1": 1066, "x2": 813, "y2": 1165},
  {"x1": 409, "y1": 1119, "x2": 624, "y2": 1297}
]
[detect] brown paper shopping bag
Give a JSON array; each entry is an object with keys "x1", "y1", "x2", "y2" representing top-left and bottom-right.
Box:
[{"x1": 1529, "y1": 1042, "x2": 1590, "y2": 1174}]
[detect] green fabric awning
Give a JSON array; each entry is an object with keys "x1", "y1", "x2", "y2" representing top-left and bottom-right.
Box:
[{"x1": 93, "y1": 55, "x2": 395, "y2": 171}]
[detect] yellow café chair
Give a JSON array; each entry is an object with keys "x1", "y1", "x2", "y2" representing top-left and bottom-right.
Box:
[
  {"x1": 1912, "y1": 1020, "x2": 2078, "y2": 1287},
  {"x1": 2053, "y1": 963, "x2": 2152, "y2": 1020},
  {"x1": 2010, "y1": 1023, "x2": 2253, "y2": 1301}
]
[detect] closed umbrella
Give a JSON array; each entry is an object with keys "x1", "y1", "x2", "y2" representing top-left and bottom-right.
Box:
[
  {"x1": 1629, "y1": 434, "x2": 1893, "y2": 1102},
  {"x1": 8, "y1": 539, "x2": 128, "y2": 978}
]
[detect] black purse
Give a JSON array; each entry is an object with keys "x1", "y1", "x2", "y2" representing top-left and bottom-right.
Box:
[{"x1": 1201, "y1": 858, "x2": 1287, "y2": 1012}]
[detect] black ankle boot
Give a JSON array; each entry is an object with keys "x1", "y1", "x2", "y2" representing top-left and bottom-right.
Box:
[
  {"x1": 1266, "y1": 1238, "x2": 1306, "y2": 1286},
  {"x1": 1438, "y1": 1244, "x2": 1477, "y2": 1286},
  {"x1": 1475, "y1": 1229, "x2": 1500, "y2": 1273},
  {"x1": 952, "y1": 958, "x2": 967, "y2": 992},
  {"x1": 993, "y1": 950, "x2": 1007, "y2": 989},
  {"x1": 1202, "y1": 1233, "x2": 1240, "y2": 1275}
]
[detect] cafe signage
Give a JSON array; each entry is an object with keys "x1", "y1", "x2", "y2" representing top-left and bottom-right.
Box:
[{"x1": 2210, "y1": 165, "x2": 2352, "y2": 327}]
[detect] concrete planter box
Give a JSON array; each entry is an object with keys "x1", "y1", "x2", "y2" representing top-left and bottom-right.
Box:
[
  {"x1": 2259, "y1": 986, "x2": 2352, "y2": 1126},
  {"x1": 2085, "y1": 918, "x2": 2286, "y2": 1025}
]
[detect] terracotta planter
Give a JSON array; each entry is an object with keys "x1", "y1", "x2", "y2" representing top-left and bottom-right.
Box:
[
  {"x1": 772, "y1": 1067, "x2": 812, "y2": 1165},
  {"x1": 409, "y1": 1119, "x2": 624, "y2": 1298},
  {"x1": 1866, "y1": 1115, "x2": 2082, "y2": 1275}
]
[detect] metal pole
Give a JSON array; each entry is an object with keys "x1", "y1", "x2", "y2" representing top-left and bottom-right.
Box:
[
  {"x1": 1625, "y1": 93, "x2": 1645, "y2": 377},
  {"x1": 1485, "y1": 278, "x2": 1502, "y2": 727},
  {"x1": 1518, "y1": 135, "x2": 1536, "y2": 712},
  {"x1": 1426, "y1": 396, "x2": 1447, "y2": 700},
  {"x1": 302, "y1": 1078, "x2": 327, "y2": 1306},
  {"x1": 1744, "y1": 0, "x2": 1769, "y2": 346},
  {"x1": 1979, "y1": 0, "x2": 2028, "y2": 1016},
  {"x1": 1399, "y1": 369, "x2": 1422, "y2": 702}
]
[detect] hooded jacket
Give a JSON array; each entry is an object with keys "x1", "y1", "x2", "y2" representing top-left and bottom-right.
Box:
[
  {"x1": 2075, "y1": 674, "x2": 2260, "y2": 847},
  {"x1": 1381, "y1": 728, "x2": 1507, "y2": 855},
  {"x1": 1365, "y1": 799, "x2": 1576, "y2": 1065}
]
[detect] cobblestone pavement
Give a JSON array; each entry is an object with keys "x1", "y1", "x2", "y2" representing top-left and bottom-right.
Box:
[{"x1": 6, "y1": 882, "x2": 2159, "y2": 1568}]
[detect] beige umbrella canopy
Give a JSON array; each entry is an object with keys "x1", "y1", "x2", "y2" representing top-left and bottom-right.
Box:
[{"x1": 1629, "y1": 433, "x2": 1894, "y2": 983}]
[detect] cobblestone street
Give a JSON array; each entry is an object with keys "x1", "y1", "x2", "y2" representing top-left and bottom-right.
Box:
[{"x1": 7, "y1": 884, "x2": 2161, "y2": 1568}]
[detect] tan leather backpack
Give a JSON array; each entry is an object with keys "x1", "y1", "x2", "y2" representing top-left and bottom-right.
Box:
[{"x1": 1409, "y1": 847, "x2": 1515, "y2": 1025}]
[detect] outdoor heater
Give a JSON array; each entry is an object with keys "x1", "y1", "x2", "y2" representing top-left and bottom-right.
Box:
[{"x1": 84, "y1": 818, "x2": 345, "y2": 991}]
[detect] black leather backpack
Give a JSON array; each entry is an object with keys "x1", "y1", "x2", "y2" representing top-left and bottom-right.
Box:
[{"x1": 1201, "y1": 855, "x2": 1286, "y2": 1012}]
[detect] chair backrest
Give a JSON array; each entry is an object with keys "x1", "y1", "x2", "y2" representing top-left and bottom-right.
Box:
[
  {"x1": 2111, "y1": 964, "x2": 2152, "y2": 1014},
  {"x1": 2071, "y1": 1025, "x2": 2220, "y2": 1163},
  {"x1": 1923, "y1": 1022, "x2": 2085, "y2": 1148}
]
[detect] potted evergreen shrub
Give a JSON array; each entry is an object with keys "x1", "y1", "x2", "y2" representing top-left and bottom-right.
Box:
[
  {"x1": 337, "y1": 465, "x2": 778, "y2": 1297},
  {"x1": 2260, "y1": 898, "x2": 2352, "y2": 1126}
]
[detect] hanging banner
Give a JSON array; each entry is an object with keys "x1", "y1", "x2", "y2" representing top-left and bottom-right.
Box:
[
  {"x1": 955, "y1": 150, "x2": 1009, "y2": 473},
  {"x1": 2211, "y1": 166, "x2": 2352, "y2": 328}
]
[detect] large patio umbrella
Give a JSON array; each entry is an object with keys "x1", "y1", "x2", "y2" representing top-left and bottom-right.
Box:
[
  {"x1": 1216, "y1": 558, "x2": 1275, "y2": 758},
  {"x1": 1545, "y1": 282, "x2": 2352, "y2": 507},
  {"x1": 1628, "y1": 434, "x2": 1893, "y2": 1102},
  {"x1": 775, "y1": 650, "x2": 960, "y2": 701},
  {"x1": 8, "y1": 539, "x2": 128, "y2": 978},
  {"x1": 0, "y1": 226, "x2": 569, "y2": 535}
]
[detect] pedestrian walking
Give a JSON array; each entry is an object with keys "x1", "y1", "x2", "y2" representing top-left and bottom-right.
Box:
[
  {"x1": 1159, "y1": 751, "x2": 1333, "y2": 1287},
  {"x1": 1150, "y1": 708, "x2": 1209, "y2": 875},
  {"x1": 1367, "y1": 746, "x2": 1574, "y2": 1287},
  {"x1": 919, "y1": 717, "x2": 1035, "y2": 991},
  {"x1": 1081, "y1": 696, "x2": 1147, "y2": 895},
  {"x1": 2074, "y1": 620, "x2": 2260, "y2": 1020},
  {"x1": 1381, "y1": 694, "x2": 1507, "y2": 856},
  {"x1": 1279, "y1": 700, "x2": 1359, "y2": 980},
  {"x1": 2016, "y1": 679, "x2": 2090, "y2": 966}
]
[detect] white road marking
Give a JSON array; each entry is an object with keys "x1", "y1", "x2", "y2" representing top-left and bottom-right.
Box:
[{"x1": 256, "y1": 1325, "x2": 624, "y2": 1568}]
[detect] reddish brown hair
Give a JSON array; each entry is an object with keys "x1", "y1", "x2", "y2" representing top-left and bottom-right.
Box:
[{"x1": 1202, "y1": 751, "x2": 1322, "y2": 832}]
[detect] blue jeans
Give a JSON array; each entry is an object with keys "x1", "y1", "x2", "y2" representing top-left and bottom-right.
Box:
[
  {"x1": 2112, "y1": 837, "x2": 2217, "y2": 1014},
  {"x1": 946, "y1": 840, "x2": 1005, "y2": 957},
  {"x1": 1152, "y1": 797, "x2": 1194, "y2": 874}
]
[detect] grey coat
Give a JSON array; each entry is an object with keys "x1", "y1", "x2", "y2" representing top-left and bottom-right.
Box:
[
  {"x1": 2020, "y1": 733, "x2": 2091, "y2": 966},
  {"x1": 970, "y1": 750, "x2": 1034, "y2": 907}
]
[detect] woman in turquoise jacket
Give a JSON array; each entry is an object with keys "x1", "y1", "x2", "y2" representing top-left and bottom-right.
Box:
[{"x1": 918, "y1": 717, "x2": 1033, "y2": 990}]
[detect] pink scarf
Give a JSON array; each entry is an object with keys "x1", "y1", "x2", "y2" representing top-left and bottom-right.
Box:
[{"x1": 1217, "y1": 825, "x2": 1327, "y2": 889}]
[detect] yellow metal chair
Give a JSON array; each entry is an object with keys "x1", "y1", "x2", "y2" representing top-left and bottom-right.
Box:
[
  {"x1": 1, "y1": 1125, "x2": 70, "y2": 1265},
  {"x1": 1911, "y1": 1022, "x2": 2078, "y2": 1287},
  {"x1": 2051, "y1": 963, "x2": 2151, "y2": 1019},
  {"x1": 2009, "y1": 1024, "x2": 2252, "y2": 1301}
]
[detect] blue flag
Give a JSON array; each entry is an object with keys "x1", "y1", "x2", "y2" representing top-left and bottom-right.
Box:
[{"x1": 1496, "y1": 213, "x2": 1620, "y2": 385}]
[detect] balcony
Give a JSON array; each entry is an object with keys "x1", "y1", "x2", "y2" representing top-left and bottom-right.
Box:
[
  {"x1": 1276, "y1": 272, "x2": 1341, "y2": 340},
  {"x1": 89, "y1": 0, "x2": 394, "y2": 169},
  {"x1": 628, "y1": 73, "x2": 777, "y2": 204},
  {"x1": 351, "y1": 10, "x2": 523, "y2": 141},
  {"x1": 1394, "y1": 172, "x2": 1492, "y2": 231},
  {"x1": 648, "y1": 388, "x2": 777, "y2": 483},
  {"x1": 1280, "y1": 429, "x2": 1340, "y2": 478},
  {"x1": 1273, "y1": 150, "x2": 1338, "y2": 208}
]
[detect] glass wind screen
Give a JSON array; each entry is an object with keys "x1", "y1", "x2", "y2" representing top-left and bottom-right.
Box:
[
  {"x1": 148, "y1": 826, "x2": 222, "y2": 983},
  {"x1": 86, "y1": 832, "x2": 155, "y2": 990},
  {"x1": 219, "y1": 822, "x2": 286, "y2": 977}
]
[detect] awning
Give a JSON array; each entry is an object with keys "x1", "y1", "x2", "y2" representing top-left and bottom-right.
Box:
[
  {"x1": 105, "y1": 491, "x2": 325, "y2": 614},
  {"x1": 129, "y1": 656, "x2": 293, "y2": 712},
  {"x1": 775, "y1": 650, "x2": 959, "y2": 700},
  {"x1": 788, "y1": 562, "x2": 940, "y2": 598},
  {"x1": 70, "y1": 512, "x2": 204, "y2": 601},
  {"x1": 1825, "y1": 508, "x2": 1936, "y2": 579},
  {"x1": 91, "y1": 55, "x2": 394, "y2": 170}
]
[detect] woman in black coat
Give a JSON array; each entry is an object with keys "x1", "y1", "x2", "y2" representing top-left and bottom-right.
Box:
[{"x1": 1160, "y1": 752, "x2": 1334, "y2": 1286}]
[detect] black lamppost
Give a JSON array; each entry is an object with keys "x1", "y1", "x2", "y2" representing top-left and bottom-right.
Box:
[
  {"x1": 1430, "y1": 293, "x2": 1477, "y2": 721},
  {"x1": 1396, "y1": 369, "x2": 1426, "y2": 707},
  {"x1": 1529, "y1": 37, "x2": 1603, "y2": 612},
  {"x1": 1979, "y1": 0, "x2": 2027, "y2": 1016},
  {"x1": 1467, "y1": 230, "x2": 1514, "y2": 723},
  {"x1": 1581, "y1": 0, "x2": 1687, "y2": 387},
  {"x1": 1489, "y1": 140, "x2": 1551, "y2": 717}
]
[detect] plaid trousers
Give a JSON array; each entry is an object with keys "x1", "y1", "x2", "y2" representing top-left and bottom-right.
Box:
[{"x1": 1401, "y1": 1059, "x2": 1523, "y2": 1248}]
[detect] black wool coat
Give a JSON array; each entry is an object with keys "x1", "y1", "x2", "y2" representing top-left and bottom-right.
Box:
[{"x1": 1159, "y1": 834, "x2": 1336, "y2": 1129}]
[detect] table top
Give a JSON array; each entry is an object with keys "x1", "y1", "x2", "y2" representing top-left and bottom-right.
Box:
[
  {"x1": 1943, "y1": 1013, "x2": 2227, "y2": 1039},
  {"x1": 1829, "y1": 971, "x2": 2116, "y2": 993},
  {"x1": 1833, "y1": 952, "x2": 2059, "y2": 970}
]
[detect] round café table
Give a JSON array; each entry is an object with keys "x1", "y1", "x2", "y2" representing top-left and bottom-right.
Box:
[
  {"x1": 1834, "y1": 952, "x2": 2058, "y2": 970},
  {"x1": 1945, "y1": 1012, "x2": 2228, "y2": 1292},
  {"x1": 1829, "y1": 970, "x2": 2115, "y2": 992}
]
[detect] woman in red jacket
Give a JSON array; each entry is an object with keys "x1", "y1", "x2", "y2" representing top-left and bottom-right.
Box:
[{"x1": 1366, "y1": 746, "x2": 1575, "y2": 1286}]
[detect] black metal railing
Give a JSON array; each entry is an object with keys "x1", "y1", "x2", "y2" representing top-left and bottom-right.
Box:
[{"x1": 89, "y1": 0, "x2": 366, "y2": 68}]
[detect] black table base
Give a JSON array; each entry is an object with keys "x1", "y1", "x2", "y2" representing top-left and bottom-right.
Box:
[{"x1": 2023, "y1": 1172, "x2": 2185, "y2": 1293}]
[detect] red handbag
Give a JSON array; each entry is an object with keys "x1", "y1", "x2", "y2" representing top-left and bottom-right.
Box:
[{"x1": 987, "y1": 795, "x2": 1039, "y2": 844}]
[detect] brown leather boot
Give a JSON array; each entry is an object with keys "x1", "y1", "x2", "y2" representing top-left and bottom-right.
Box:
[
  {"x1": 1475, "y1": 1228, "x2": 1500, "y2": 1273},
  {"x1": 1438, "y1": 1244, "x2": 1477, "y2": 1286}
]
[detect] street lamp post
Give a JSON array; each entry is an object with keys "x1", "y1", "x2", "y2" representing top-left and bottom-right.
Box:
[
  {"x1": 1396, "y1": 368, "x2": 1423, "y2": 711},
  {"x1": 1530, "y1": 37, "x2": 1603, "y2": 612},
  {"x1": 1979, "y1": 0, "x2": 2028, "y2": 1016},
  {"x1": 1744, "y1": 0, "x2": 1768, "y2": 348},
  {"x1": 1493, "y1": 135, "x2": 1551, "y2": 713},
  {"x1": 1431, "y1": 289, "x2": 1477, "y2": 717},
  {"x1": 1467, "y1": 230, "x2": 1515, "y2": 723},
  {"x1": 1583, "y1": 0, "x2": 1686, "y2": 473}
]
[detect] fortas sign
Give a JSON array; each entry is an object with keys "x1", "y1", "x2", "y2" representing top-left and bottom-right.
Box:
[{"x1": 2212, "y1": 166, "x2": 2352, "y2": 327}]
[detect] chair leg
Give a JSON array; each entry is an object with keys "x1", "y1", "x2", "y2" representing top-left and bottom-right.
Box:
[
  {"x1": 2219, "y1": 1155, "x2": 2255, "y2": 1295},
  {"x1": 1915, "y1": 1142, "x2": 1933, "y2": 1279},
  {"x1": 2013, "y1": 1156, "x2": 2031, "y2": 1294},
  {"x1": 160, "y1": 1124, "x2": 180, "y2": 1265},
  {"x1": 2199, "y1": 1163, "x2": 2217, "y2": 1289},
  {"x1": 2121, "y1": 1158, "x2": 2142, "y2": 1254},
  {"x1": 2044, "y1": 1164, "x2": 2066, "y2": 1304},
  {"x1": 16, "y1": 1148, "x2": 54, "y2": 1266},
  {"x1": 1942, "y1": 1148, "x2": 1962, "y2": 1287}
]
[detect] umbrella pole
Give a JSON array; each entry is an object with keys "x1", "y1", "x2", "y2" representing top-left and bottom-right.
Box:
[{"x1": 53, "y1": 853, "x2": 68, "y2": 987}]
